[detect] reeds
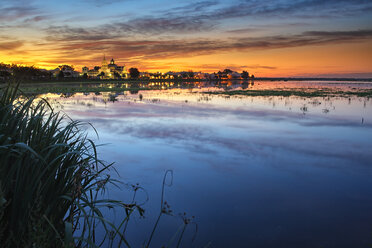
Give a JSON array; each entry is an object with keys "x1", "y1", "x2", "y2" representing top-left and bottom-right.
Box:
[{"x1": 0, "y1": 83, "x2": 137, "y2": 247}]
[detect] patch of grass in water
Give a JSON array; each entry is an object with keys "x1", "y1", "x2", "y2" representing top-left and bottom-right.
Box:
[{"x1": 203, "y1": 89, "x2": 372, "y2": 98}]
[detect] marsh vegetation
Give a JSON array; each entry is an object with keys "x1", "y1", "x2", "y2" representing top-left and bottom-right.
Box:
[{"x1": 0, "y1": 83, "x2": 194, "y2": 247}]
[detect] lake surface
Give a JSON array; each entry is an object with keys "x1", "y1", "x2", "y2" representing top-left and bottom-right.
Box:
[{"x1": 43, "y1": 80, "x2": 372, "y2": 247}]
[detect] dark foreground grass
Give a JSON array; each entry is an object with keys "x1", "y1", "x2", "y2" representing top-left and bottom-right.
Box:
[
  {"x1": 203, "y1": 89, "x2": 372, "y2": 98},
  {"x1": 0, "y1": 83, "x2": 196, "y2": 248},
  {"x1": 0, "y1": 83, "x2": 145, "y2": 247}
]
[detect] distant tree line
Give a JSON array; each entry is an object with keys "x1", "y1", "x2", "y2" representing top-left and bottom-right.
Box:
[
  {"x1": 0, "y1": 63, "x2": 254, "y2": 83},
  {"x1": 0, "y1": 63, "x2": 52, "y2": 82}
]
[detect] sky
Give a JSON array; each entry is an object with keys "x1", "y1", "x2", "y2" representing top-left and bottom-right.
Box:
[{"x1": 0, "y1": 0, "x2": 372, "y2": 77}]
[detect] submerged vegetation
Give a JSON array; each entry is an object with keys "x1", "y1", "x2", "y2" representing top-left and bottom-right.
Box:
[
  {"x1": 20, "y1": 86, "x2": 372, "y2": 98},
  {"x1": 7, "y1": 79, "x2": 371, "y2": 98},
  {"x1": 203, "y1": 89, "x2": 372, "y2": 98}
]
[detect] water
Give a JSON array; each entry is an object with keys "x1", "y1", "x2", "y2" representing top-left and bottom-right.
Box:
[{"x1": 43, "y1": 81, "x2": 372, "y2": 247}]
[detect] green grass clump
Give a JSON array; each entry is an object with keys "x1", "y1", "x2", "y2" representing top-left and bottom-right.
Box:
[{"x1": 0, "y1": 83, "x2": 140, "y2": 247}]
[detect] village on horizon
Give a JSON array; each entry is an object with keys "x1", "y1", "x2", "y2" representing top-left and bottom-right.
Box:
[{"x1": 0, "y1": 55, "x2": 254, "y2": 81}]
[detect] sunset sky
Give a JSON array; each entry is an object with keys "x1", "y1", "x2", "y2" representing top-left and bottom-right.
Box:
[{"x1": 1, "y1": 0, "x2": 372, "y2": 77}]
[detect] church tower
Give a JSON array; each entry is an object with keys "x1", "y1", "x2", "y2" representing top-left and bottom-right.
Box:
[{"x1": 101, "y1": 55, "x2": 108, "y2": 72}]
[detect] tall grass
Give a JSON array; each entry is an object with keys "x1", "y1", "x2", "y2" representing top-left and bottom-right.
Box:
[
  {"x1": 0, "y1": 82, "x2": 197, "y2": 247},
  {"x1": 0, "y1": 83, "x2": 140, "y2": 247}
]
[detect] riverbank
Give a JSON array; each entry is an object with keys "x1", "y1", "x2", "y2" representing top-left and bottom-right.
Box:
[
  {"x1": 1, "y1": 76, "x2": 371, "y2": 86},
  {"x1": 18, "y1": 86, "x2": 372, "y2": 98},
  {"x1": 2, "y1": 79, "x2": 372, "y2": 97}
]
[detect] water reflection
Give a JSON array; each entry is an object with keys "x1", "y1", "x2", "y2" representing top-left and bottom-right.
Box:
[
  {"x1": 35, "y1": 79, "x2": 372, "y2": 97},
  {"x1": 41, "y1": 81, "x2": 372, "y2": 247}
]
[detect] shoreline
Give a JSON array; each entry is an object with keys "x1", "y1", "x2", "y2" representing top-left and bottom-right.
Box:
[
  {"x1": 1, "y1": 77, "x2": 372, "y2": 85},
  {"x1": 14, "y1": 86, "x2": 372, "y2": 98},
  {"x1": 203, "y1": 89, "x2": 372, "y2": 98}
]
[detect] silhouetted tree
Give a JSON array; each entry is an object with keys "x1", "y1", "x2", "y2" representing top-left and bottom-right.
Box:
[
  {"x1": 12, "y1": 65, "x2": 44, "y2": 80},
  {"x1": 129, "y1": 68, "x2": 140, "y2": 78},
  {"x1": 0, "y1": 63, "x2": 9, "y2": 70},
  {"x1": 181, "y1": 72, "x2": 188, "y2": 79},
  {"x1": 0, "y1": 71, "x2": 11, "y2": 82},
  {"x1": 0, "y1": 71, "x2": 11, "y2": 77},
  {"x1": 0, "y1": 63, "x2": 50, "y2": 81},
  {"x1": 241, "y1": 71, "x2": 249, "y2": 79},
  {"x1": 58, "y1": 65, "x2": 74, "y2": 72},
  {"x1": 187, "y1": 70, "x2": 194, "y2": 79},
  {"x1": 58, "y1": 70, "x2": 64, "y2": 79}
]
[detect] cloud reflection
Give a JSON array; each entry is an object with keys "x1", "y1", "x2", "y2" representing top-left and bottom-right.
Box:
[{"x1": 61, "y1": 96, "x2": 372, "y2": 166}]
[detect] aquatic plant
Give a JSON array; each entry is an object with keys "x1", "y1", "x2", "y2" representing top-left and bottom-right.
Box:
[
  {"x1": 145, "y1": 170, "x2": 197, "y2": 248},
  {"x1": 0, "y1": 81, "x2": 199, "y2": 247},
  {"x1": 0, "y1": 83, "x2": 142, "y2": 247}
]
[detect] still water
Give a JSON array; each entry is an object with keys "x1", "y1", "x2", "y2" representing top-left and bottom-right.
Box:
[{"x1": 44, "y1": 81, "x2": 372, "y2": 247}]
